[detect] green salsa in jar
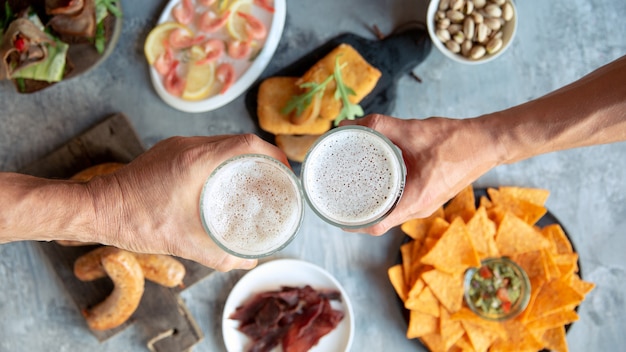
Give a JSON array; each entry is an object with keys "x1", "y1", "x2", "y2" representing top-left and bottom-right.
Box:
[{"x1": 464, "y1": 257, "x2": 530, "y2": 321}]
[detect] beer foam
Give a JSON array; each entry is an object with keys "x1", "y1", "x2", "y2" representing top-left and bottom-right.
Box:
[
  {"x1": 302, "y1": 127, "x2": 405, "y2": 227},
  {"x1": 201, "y1": 156, "x2": 303, "y2": 256}
]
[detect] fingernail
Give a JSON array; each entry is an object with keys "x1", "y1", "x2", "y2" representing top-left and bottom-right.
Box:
[{"x1": 241, "y1": 259, "x2": 257, "y2": 269}]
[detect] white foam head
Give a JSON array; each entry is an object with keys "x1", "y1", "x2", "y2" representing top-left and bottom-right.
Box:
[
  {"x1": 301, "y1": 126, "x2": 406, "y2": 228},
  {"x1": 200, "y1": 154, "x2": 303, "y2": 257}
]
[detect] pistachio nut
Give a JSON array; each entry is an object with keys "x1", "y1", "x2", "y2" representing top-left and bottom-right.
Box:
[
  {"x1": 470, "y1": 45, "x2": 486, "y2": 59},
  {"x1": 484, "y1": 17, "x2": 502, "y2": 31},
  {"x1": 436, "y1": 28, "x2": 451, "y2": 42},
  {"x1": 446, "y1": 10, "x2": 465, "y2": 23},
  {"x1": 446, "y1": 40, "x2": 461, "y2": 53},
  {"x1": 484, "y1": 4, "x2": 502, "y2": 18},
  {"x1": 486, "y1": 37, "x2": 503, "y2": 54},
  {"x1": 450, "y1": 0, "x2": 464, "y2": 11},
  {"x1": 472, "y1": 0, "x2": 487, "y2": 9},
  {"x1": 502, "y1": 2, "x2": 514, "y2": 21}
]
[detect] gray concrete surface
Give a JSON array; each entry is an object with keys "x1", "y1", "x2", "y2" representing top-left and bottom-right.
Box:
[{"x1": 1, "y1": 0, "x2": 625, "y2": 351}]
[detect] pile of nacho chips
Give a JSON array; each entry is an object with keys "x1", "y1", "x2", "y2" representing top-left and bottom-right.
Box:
[{"x1": 388, "y1": 185, "x2": 595, "y2": 352}]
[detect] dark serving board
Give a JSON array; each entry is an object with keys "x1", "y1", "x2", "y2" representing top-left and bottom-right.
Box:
[
  {"x1": 19, "y1": 113, "x2": 215, "y2": 351},
  {"x1": 245, "y1": 22, "x2": 432, "y2": 171}
]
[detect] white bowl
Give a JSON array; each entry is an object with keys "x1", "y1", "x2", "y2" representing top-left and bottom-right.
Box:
[
  {"x1": 426, "y1": 0, "x2": 517, "y2": 64},
  {"x1": 149, "y1": 0, "x2": 286, "y2": 113}
]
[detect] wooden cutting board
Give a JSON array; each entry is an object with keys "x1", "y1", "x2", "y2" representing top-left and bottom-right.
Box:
[{"x1": 19, "y1": 113, "x2": 214, "y2": 351}]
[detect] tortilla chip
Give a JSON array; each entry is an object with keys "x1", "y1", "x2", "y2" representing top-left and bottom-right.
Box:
[
  {"x1": 440, "y1": 306, "x2": 465, "y2": 351},
  {"x1": 495, "y1": 213, "x2": 550, "y2": 256},
  {"x1": 554, "y1": 253, "x2": 579, "y2": 277},
  {"x1": 452, "y1": 334, "x2": 475, "y2": 352},
  {"x1": 421, "y1": 218, "x2": 480, "y2": 274},
  {"x1": 542, "y1": 248, "x2": 561, "y2": 280},
  {"x1": 526, "y1": 278, "x2": 584, "y2": 321},
  {"x1": 461, "y1": 321, "x2": 499, "y2": 352},
  {"x1": 406, "y1": 286, "x2": 440, "y2": 317},
  {"x1": 445, "y1": 185, "x2": 476, "y2": 223},
  {"x1": 543, "y1": 224, "x2": 574, "y2": 254},
  {"x1": 526, "y1": 309, "x2": 579, "y2": 331},
  {"x1": 570, "y1": 275, "x2": 595, "y2": 296},
  {"x1": 420, "y1": 332, "x2": 447, "y2": 352},
  {"x1": 451, "y1": 308, "x2": 506, "y2": 338},
  {"x1": 406, "y1": 309, "x2": 438, "y2": 339},
  {"x1": 466, "y1": 206, "x2": 498, "y2": 258},
  {"x1": 425, "y1": 217, "x2": 451, "y2": 240},
  {"x1": 479, "y1": 195, "x2": 492, "y2": 209},
  {"x1": 388, "y1": 264, "x2": 407, "y2": 302},
  {"x1": 488, "y1": 188, "x2": 547, "y2": 225},
  {"x1": 539, "y1": 325, "x2": 568, "y2": 352},
  {"x1": 499, "y1": 186, "x2": 550, "y2": 206},
  {"x1": 510, "y1": 250, "x2": 549, "y2": 289},
  {"x1": 407, "y1": 278, "x2": 426, "y2": 300},
  {"x1": 421, "y1": 269, "x2": 464, "y2": 313},
  {"x1": 401, "y1": 207, "x2": 444, "y2": 243},
  {"x1": 490, "y1": 320, "x2": 544, "y2": 352},
  {"x1": 400, "y1": 241, "x2": 415, "y2": 285}
]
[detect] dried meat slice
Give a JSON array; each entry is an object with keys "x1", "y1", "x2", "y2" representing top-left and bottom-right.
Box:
[{"x1": 47, "y1": 0, "x2": 96, "y2": 38}]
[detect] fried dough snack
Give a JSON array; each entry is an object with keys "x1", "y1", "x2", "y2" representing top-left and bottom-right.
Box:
[
  {"x1": 75, "y1": 247, "x2": 186, "y2": 288},
  {"x1": 258, "y1": 77, "x2": 332, "y2": 135},
  {"x1": 81, "y1": 247, "x2": 145, "y2": 331},
  {"x1": 257, "y1": 43, "x2": 381, "y2": 162},
  {"x1": 297, "y1": 43, "x2": 381, "y2": 122},
  {"x1": 275, "y1": 134, "x2": 321, "y2": 163}
]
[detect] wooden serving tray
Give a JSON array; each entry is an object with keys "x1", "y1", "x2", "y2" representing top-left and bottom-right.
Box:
[{"x1": 19, "y1": 113, "x2": 214, "y2": 351}]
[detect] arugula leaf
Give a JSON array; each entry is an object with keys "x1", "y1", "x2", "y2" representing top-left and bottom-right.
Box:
[
  {"x1": 280, "y1": 55, "x2": 364, "y2": 125},
  {"x1": 332, "y1": 56, "x2": 364, "y2": 125},
  {"x1": 281, "y1": 74, "x2": 333, "y2": 117},
  {"x1": 96, "y1": 0, "x2": 122, "y2": 19},
  {"x1": 94, "y1": 20, "x2": 106, "y2": 54},
  {"x1": 1, "y1": 1, "x2": 14, "y2": 34}
]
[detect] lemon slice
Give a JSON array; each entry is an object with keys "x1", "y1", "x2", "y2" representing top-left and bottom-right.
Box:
[
  {"x1": 182, "y1": 61, "x2": 216, "y2": 101},
  {"x1": 144, "y1": 22, "x2": 193, "y2": 65},
  {"x1": 226, "y1": 0, "x2": 253, "y2": 41}
]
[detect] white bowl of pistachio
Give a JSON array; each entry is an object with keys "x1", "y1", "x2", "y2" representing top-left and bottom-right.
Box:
[{"x1": 427, "y1": 0, "x2": 517, "y2": 64}]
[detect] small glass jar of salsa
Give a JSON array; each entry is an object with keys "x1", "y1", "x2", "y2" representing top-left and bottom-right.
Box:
[{"x1": 463, "y1": 257, "x2": 531, "y2": 321}]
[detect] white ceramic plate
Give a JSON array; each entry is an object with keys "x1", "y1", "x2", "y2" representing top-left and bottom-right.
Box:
[
  {"x1": 222, "y1": 259, "x2": 354, "y2": 352},
  {"x1": 149, "y1": 0, "x2": 286, "y2": 112}
]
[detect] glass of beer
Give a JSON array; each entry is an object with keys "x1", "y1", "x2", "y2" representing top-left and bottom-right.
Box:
[
  {"x1": 200, "y1": 154, "x2": 304, "y2": 258},
  {"x1": 301, "y1": 126, "x2": 406, "y2": 229}
]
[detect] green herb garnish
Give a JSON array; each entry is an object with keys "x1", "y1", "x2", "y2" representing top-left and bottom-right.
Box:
[
  {"x1": 97, "y1": 0, "x2": 122, "y2": 19},
  {"x1": 93, "y1": 0, "x2": 121, "y2": 53},
  {"x1": 1, "y1": 1, "x2": 14, "y2": 34},
  {"x1": 332, "y1": 56, "x2": 364, "y2": 125},
  {"x1": 281, "y1": 74, "x2": 333, "y2": 117},
  {"x1": 94, "y1": 21, "x2": 105, "y2": 53},
  {"x1": 281, "y1": 56, "x2": 364, "y2": 126},
  {"x1": 15, "y1": 77, "x2": 25, "y2": 92}
]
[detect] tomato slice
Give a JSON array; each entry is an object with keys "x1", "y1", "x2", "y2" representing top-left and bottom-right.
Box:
[
  {"x1": 502, "y1": 301, "x2": 512, "y2": 313},
  {"x1": 479, "y1": 266, "x2": 492, "y2": 279}
]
